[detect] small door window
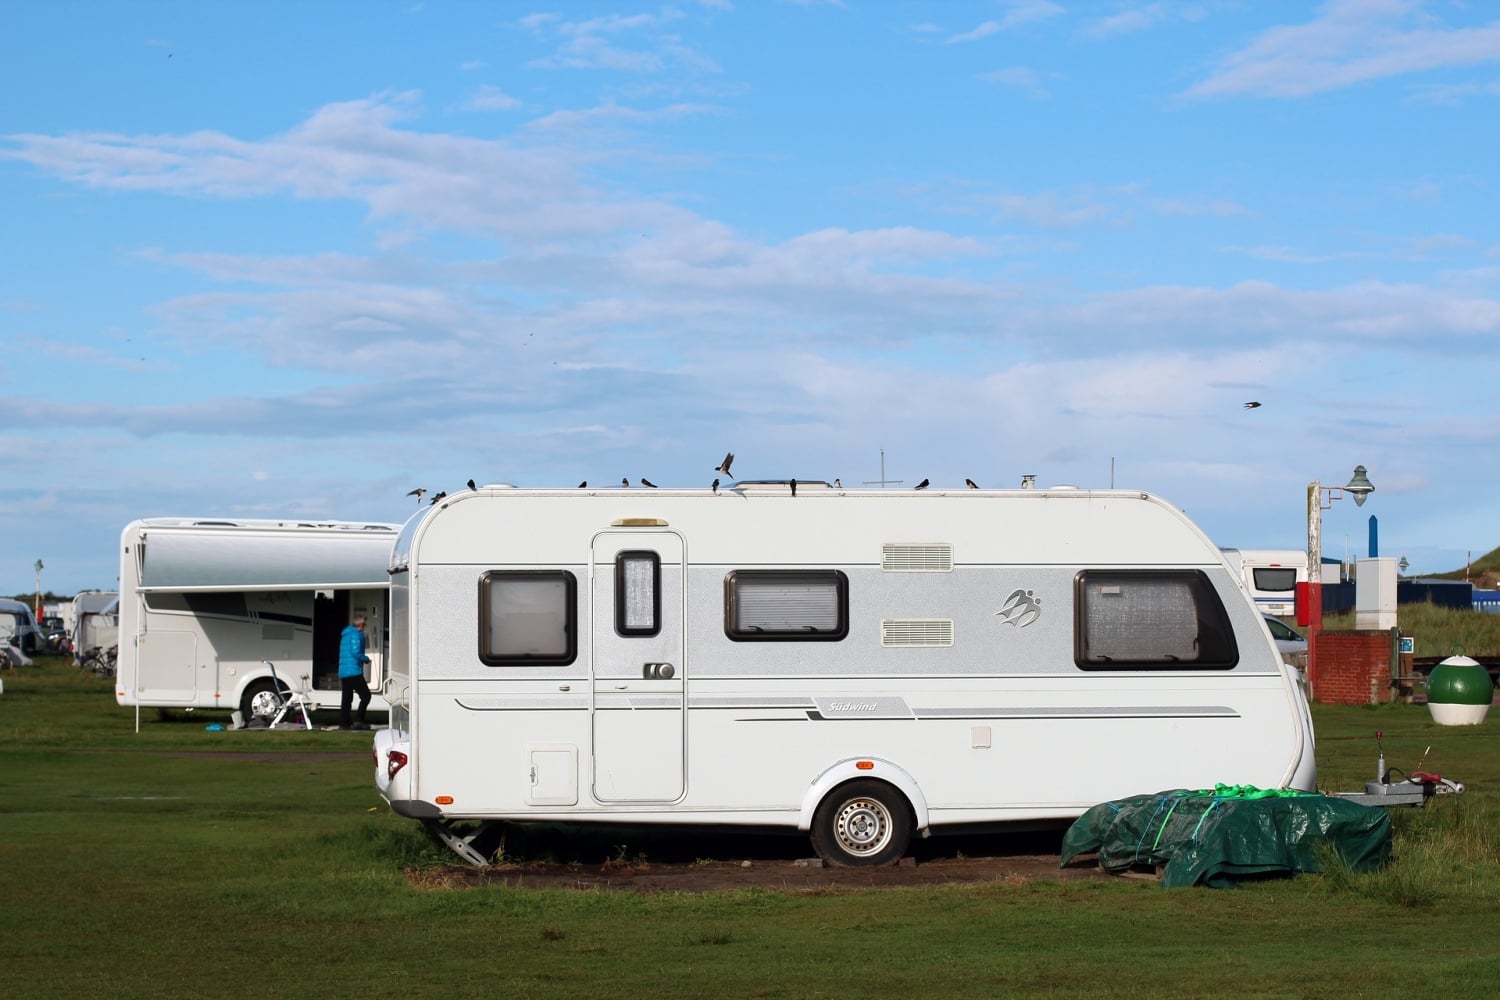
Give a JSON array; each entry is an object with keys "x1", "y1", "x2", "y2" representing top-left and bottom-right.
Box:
[{"x1": 614, "y1": 550, "x2": 661, "y2": 637}]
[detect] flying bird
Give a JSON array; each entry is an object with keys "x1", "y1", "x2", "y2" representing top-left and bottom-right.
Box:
[
  {"x1": 406, "y1": 488, "x2": 426, "y2": 503},
  {"x1": 966, "y1": 479, "x2": 980, "y2": 489},
  {"x1": 790, "y1": 478, "x2": 797, "y2": 497},
  {"x1": 711, "y1": 478, "x2": 720, "y2": 494},
  {"x1": 429, "y1": 491, "x2": 447, "y2": 504},
  {"x1": 467, "y1": 479, "x2": 477, "y2": 491},
  {"x1": 641, "y1": 478, "x2": 658, "y2": 488},
  {"x1": 715, "y1": 452, "x2": 735, "y2": 476},
  {"x1": 914, "y1": 479, "x2": 930, "y2": 490},
  {"x1": 1244, "y1": 401, "x2": 1262, "y2": 409}
]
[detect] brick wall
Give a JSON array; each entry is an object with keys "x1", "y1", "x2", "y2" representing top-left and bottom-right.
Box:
[{"x1": 1312, "y1": 629, "x2": 1394, "y2": 705}]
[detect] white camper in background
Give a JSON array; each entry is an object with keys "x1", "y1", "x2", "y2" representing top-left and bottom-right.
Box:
[
  {"x1": 116, "y1": 518, "x2": 399, "y2": 721},
  {"x1": 376, "y1": 483, "x2": 1316, "y2": 867},
  {"x1": 0, "y1": 598, "x2": 46, "y2": 656},
  {"x1": 1219, "y1": 548, "x2": 1308, "y2": 618},
  {"x1": 71, "y1": 590, "x2": 119, "y2": 662}
]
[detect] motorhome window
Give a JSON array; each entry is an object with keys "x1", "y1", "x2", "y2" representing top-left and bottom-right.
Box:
[
  {"x1": 614, "y1": 550, "x2": 661, "y2": 637},
  {"x1": 478, "y1": 571, "x2": 577, "y2": 666},
  {"x1": 1252, "y1": 567, "x2": 1297, "y2": 593},
  {"x1": 1075, "y1": 570, "x2": 1237, "y2": 670},
  {"x1": 724, "y1": 570, "x2": 848, "y2": 641}
]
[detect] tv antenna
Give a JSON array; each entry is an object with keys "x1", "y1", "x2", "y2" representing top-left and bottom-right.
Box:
[{"x1": 862, "y1": 448, "x2": 903, "y2": 489}]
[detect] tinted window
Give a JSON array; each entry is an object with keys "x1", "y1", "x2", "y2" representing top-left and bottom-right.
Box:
[
  {"x1": 478, "y1": 570, "x2": 577, "y2": 666},
  {"x1": 1075, "y1": 570, "x2": 1238, "y2": 670},
  {"x1": 724, "y1": 570, "x2": 848, "y2": 641}
]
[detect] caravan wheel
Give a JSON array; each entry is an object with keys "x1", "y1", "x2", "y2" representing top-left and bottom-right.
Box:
[
  {"x1": 810, "y1": 780, "x2": 912, "y2": 867},
  {"x1": 241, "y1": 678, "x2": 289, "y2": 720}
]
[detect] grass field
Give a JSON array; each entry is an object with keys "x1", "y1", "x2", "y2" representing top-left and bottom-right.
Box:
[{"x1": 3, "y1": 654, "x2": 1499, "y2": 999}]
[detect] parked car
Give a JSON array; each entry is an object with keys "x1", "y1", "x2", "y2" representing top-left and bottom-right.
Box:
[{"x1": 1263, "y1": 615, "x2": 1308, "y2": 666}]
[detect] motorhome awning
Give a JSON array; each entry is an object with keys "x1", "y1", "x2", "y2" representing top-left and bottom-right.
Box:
[{"x1": 136, "y1": 526, "x2": 397, "y2": 592}]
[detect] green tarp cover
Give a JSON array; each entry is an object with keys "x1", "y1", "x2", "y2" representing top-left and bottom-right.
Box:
[{"x1": 1059, "y1": 785, "x2": 1391, "y2": 888}]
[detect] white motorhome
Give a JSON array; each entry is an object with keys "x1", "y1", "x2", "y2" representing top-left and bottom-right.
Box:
[
  {"x1": 376, "y1": 482, "x2": 1317, "y2": 867},
  {"x1": 1219, "y1": 548, "x2": 1308, "y2": 618},
  {"x1": 116, "y1": 518, "x2": 399, "y2": 721}
]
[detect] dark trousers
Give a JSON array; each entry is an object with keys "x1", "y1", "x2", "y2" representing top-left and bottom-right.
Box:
[{"x1": 340, "y1": 674, "x2": 372, "y2": 726}]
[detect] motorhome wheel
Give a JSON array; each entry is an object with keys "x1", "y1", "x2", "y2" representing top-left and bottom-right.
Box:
[
  {"x1": 240, "y1": 678, "x2": 289, "y2": 719},
  {"x1": 810, "y1": 780, "x2": 912, "y2": 867}
]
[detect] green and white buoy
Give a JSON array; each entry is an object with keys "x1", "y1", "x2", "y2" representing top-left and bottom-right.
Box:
[{"x1": 1425, "y1": 655, "x2": 1494, "y2": 726}]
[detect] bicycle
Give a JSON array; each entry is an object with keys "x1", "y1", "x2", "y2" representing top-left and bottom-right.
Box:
[{"x1": 80, "y1": 645, "x2": 118, "y2": 678}]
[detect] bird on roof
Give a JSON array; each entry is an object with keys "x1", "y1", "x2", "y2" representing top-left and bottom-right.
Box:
[
  {"x1": 715, "y1": 452, "x2": 735, "y2": 476},
  {"x1": 641, "y1": 477, "x2": 658, "y2": 488},
  {"x1": 711, "y1": 478, "x2": 720, "y2": 493},
  {"x1": 406, "y1": 488, "x2": 426, "y2": 503},
  {"x1": 1244, "y1": 401, "x2": 1262, "y2": 409},
  {"x1": 966, "y1": 479, "x2": 980, "y2": 489},
  {"x1": 467, "y1": 479, "x2": 477, "y2": 491},
  {"x1": 429, "y1": 491, "x2": 447, "y2": 504},
  {"x1": 578, "y1": 481, "x2": 588, "y2": 489},
  {"x1": 914, "y1": 479, "x2": 930, "y2": 490},
  {"x1": 790, "y1": 478, "x2": 797, "y2": 497},
  {"x1": 621, "y1": 477, "x2": 630, "y2": 488},
  {"x1": 833, "y1": 478, "x2": 841, "y2": 489}
]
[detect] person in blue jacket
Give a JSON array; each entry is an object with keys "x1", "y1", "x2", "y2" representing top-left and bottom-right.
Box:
[{"x1": 339, "y1": 613, "x2": 373, "y2": 730}]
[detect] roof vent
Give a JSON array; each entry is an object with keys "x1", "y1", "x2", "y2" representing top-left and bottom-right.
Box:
[{"x1": 881, "y1": 543, "x2": 953, "y2": 572}]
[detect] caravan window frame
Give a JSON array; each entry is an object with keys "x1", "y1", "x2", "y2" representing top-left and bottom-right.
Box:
[
  {"x1": 723, "y1": 569, "x2": 849, "y2": 642},
  {"x1": 477, "y1": 570, "x2": 578, "y2": 667},
  {"x1": 1073, "y1": 569, "x2": 1238, "y2": 670}
]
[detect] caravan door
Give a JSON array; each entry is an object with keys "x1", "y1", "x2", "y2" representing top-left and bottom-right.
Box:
[{"x1": 589, "y1": 531, "x2": 685, "y2": 803}]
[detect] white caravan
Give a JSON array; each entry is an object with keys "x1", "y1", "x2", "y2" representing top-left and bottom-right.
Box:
[
  {"x1": 1219, "y1": 548, "x2": 1307, "y2": 617},
  {"x1": 376, "y1": 483, "x2": 1317, "y2": 866},
  {"x1": 0, "y1": 598, "x2": 46, "y2": 656},
  {"x1": 71, "y1": 590, "x2": 119, "y2": 662},
  {"x1": 116, "y1": 518, "x2": 399, "y2": 722}
]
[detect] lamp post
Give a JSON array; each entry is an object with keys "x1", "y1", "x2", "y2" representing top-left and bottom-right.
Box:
[
  {"x1": 34, "y1": 559, "x2": 43, "y2": 620},
  {"x1": 1306, "y1": 465, "x2": 1374, "y2": 699}
]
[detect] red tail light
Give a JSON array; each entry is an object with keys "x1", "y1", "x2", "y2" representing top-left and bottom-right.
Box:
[{"x1": 387, "y1": 749, "x2": 409, "y2": 781}]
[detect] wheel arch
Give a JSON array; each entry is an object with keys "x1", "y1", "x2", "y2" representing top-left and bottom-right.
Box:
[{"x1": 797, "y1": 758, "x2": 929, "y2": 834}]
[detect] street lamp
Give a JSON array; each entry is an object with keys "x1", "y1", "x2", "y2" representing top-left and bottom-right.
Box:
[
  {"x1": 1306, "y1": 465, "x2": 1374, "y2": 699},
  {"x1": 34, "y1": 559, "x2": 43, "y2": 620}
]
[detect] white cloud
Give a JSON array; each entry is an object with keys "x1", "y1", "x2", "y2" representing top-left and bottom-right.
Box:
[
  {"x1": 977, "y1": 66, "x2": 1050, "y2": 99},
  {"x1": 1186, "y1": 0, "x2": 1500, "y2": 99},
  {"x1": 467, "y1": 85, "x2": 521, "y2": 111},
  {"x1": 946, "y1": 1, "x2": 1064, "y2": 43}
]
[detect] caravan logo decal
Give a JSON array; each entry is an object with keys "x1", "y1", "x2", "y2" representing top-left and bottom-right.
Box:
[{"x1": 995, "y1": 589, "x2": 1042, "y2": 628}]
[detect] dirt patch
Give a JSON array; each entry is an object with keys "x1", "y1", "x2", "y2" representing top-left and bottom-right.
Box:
[{"x1": 404, "y1": 825, "x2": 1114, "y2": 893}]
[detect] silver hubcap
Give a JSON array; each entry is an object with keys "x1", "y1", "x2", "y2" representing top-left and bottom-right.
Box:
[{"x1": 834, "y1": 797, "x2": 892, "y2": 857}]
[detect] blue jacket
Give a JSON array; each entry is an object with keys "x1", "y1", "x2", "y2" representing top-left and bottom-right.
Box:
[{"x1": 339, "y1": 624, "x2": 370, "y2": 679}]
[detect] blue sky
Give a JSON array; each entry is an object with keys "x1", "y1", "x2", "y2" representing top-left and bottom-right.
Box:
[{"x1": 3, "y1": 0, "x2": 1498, "y2": 596}]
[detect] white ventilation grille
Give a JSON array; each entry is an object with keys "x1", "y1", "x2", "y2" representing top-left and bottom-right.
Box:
[
  {"x1": 881, "y1": 543, "x2": 953, "y2": 572},
  {"x1": 881, "y1": 618, "x2": 955, "y2": 647}
]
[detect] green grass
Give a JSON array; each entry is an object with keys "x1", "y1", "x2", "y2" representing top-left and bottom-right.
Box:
[
  {"x1": 3, "y1": 655, "x2": 1500, "y2": 998},
  {"x1": 1324, "y1": 602, "x2": 1500, "y2": 659}
]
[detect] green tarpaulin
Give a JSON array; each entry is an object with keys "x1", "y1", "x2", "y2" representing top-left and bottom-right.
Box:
[{"x1": 1059, "y1": 784, "x2": 1391, "y2": 888}]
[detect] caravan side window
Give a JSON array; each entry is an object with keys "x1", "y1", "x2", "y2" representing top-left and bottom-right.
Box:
[
  {"x1": 724, "y1": 570, "x2": 848, "y2": 641},
  {"x1": 1074, "y1": 570, "x2": 1237, "y2": 670},
  {"x1": 478, "y1": 571, "x2": 577, "y2": 666}
]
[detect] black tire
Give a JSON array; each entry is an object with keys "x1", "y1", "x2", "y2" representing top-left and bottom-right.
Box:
[
  {"x1": 809, "y1": 779, "x2": 912, "y2": 867},
  {"x1": 240, "y1": 678, "x2": 289, "y2": 719}
]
